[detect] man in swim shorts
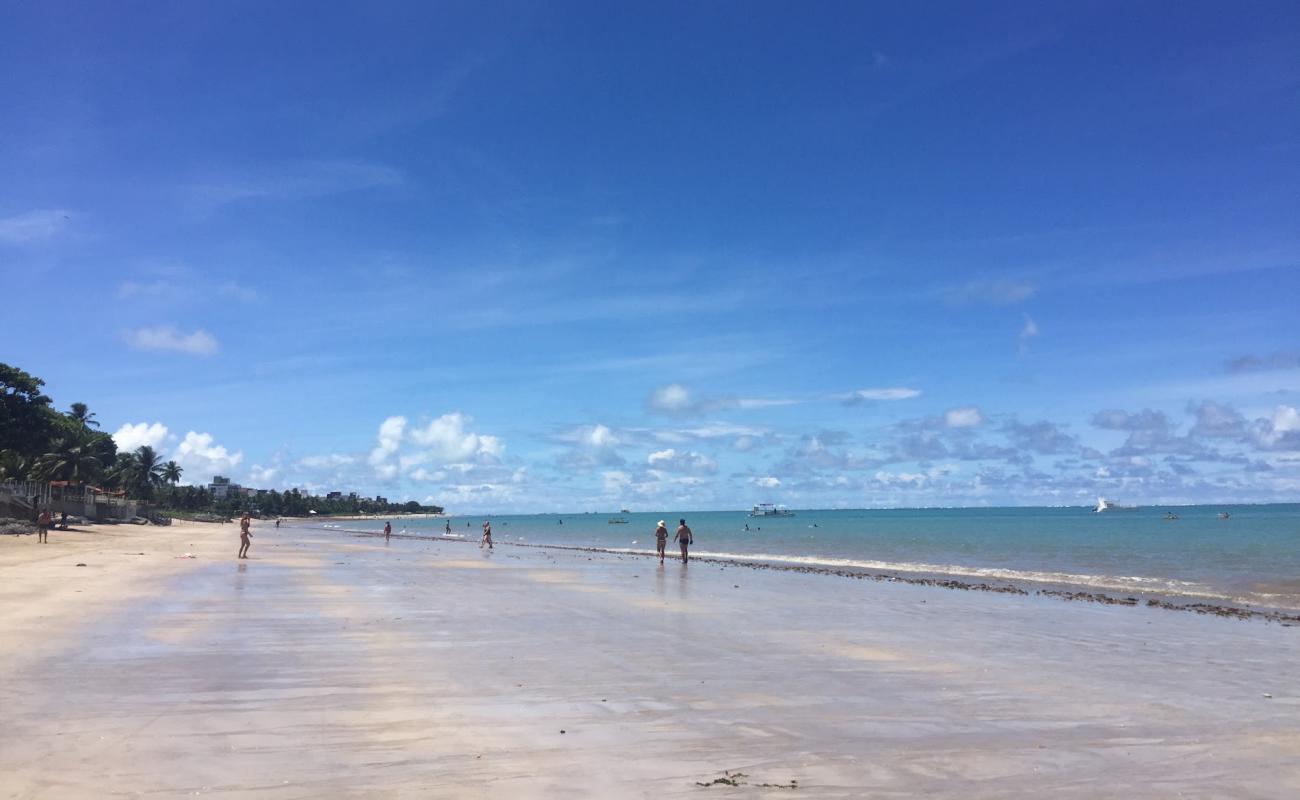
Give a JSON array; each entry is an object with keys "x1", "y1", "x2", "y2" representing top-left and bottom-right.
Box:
[
  {"x1": 238, "y1": 513, "x2": 252, "y2": 559},
  {"x1": 674, "y1": 518, "x2": 693, "y2": 564},
  {"x1": 655, "y1": 520, "x2": 668, "y2": 563},
  {"x1": 36, "y1": 509, "x2": 51, "y2": 543}
]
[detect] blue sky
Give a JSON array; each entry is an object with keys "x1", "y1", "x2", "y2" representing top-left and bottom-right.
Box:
[{"x1": 2, "y1": 1, "x2": 1298, "y2": 511}]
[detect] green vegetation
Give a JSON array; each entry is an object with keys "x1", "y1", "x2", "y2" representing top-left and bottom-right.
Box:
[{"x1": 1, "y1": 362, "x2": 443, "y2": 517}]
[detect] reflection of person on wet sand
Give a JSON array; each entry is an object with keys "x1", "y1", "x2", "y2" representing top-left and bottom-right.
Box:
[
  {"x1": 674, "y1": 518, "x2": 693, "y2": 564},
  {"x1": 655, "y1": 520, "x2": 668, "y2": 563},
  {"x1": 238, "y1": 513, "x2": 252, "y2": 559}
]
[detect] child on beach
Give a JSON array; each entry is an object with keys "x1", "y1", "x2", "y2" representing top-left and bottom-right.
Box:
[
  {"x1": 655, "y1": 520, "x2": 668, "y2": 563},
  {"x1": 238, "y1": 513, "x2": 252, "y2": 559},
  {"x1": 674, "y1": 519, "x2": 693, "y2": 564}
]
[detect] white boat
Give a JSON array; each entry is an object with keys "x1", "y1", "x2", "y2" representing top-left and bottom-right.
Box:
[
  {"x1": 749, "y1": 503, "x2": 795, "y2": 518},
  {"x1": 1093, "y1": 497, "x2": 1138, "y2": 513}
]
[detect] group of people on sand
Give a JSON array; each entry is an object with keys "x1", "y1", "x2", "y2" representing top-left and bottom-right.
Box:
[{"x1": 655, "y1": 519, "x2": 693, "y2": 564}]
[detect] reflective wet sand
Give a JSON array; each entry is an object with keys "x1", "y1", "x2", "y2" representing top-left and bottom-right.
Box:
[{"x1": 3, "y1": 520, "x2": 1298, "y2": 798}]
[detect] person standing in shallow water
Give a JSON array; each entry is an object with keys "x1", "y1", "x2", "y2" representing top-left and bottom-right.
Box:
[
  {"x1": 481, "y1": 520, "x2": 493, "y2": 549},
  {"x1": 674, "y1": 518, "x2": 693, "y2": 564},
  {"x1": 384, "y1": 521, "x2": 392, "y2": 541},
  {"x1": 238, "y1": 513, "x2": 252, "y2": 559},
  {"x1": 655, "y1": 520, "x2": 668, "y2": 563}
]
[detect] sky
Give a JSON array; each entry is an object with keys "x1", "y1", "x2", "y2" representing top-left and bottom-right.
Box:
[{"x1": 2, "y1": 1, "x2": 1298, "y2": 512}]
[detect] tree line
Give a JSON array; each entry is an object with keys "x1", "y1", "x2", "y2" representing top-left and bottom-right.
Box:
[{"x1": 1, "y1": 362, "x2": 442, "y2": 517}]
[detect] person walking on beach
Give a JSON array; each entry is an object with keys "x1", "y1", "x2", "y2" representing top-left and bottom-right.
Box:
[
  {"x1": 384, "y1": 521, "x2": 392, "y2": 541},
  {"x1": 481, "y1": 520, "x2": 493, "y2": 549},
  {"x1": 238, "y1": 513, "x2": 252, "y2": 559},
  {"x1": 655, "y1": 520, "x2": 668, "y2": 563},
  {"x1": 36, "y1": 509, "x2": 51, "y2": 543},
  {"x1": 445, "y1": 520, "x2": 452, "y2": 536},
  {"x1": 674, "y1": 518, "x2": 693, "y2": 564}
]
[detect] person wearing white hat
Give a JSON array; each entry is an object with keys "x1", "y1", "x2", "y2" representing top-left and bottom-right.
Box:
[{"x1": 654, "y1": 520, "x2": 668, "y2": 563}]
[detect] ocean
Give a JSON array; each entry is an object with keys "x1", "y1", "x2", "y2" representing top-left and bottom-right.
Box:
[{"x1": 318, "y1": 504, "x2": 1300, "y2": 611}]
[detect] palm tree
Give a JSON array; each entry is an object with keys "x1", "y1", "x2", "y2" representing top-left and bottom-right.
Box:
[
  {"x1": 113, "y1": 445, "x2": 166, "y2": 501},
  {"x1": 0, "y1": 449, "x2": 30, "y2": 482},
  {"x1": 162, "y1": 460, "x2": 183, "y2": 485},
  {"x1": 32, "y1": 434, "x2": 103, "y2": 484},
  {"x1": 67, "y1": 402, "x2": 99, "y2": 428}
]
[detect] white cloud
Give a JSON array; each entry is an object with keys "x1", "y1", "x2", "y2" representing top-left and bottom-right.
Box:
[
  {"x1": 124, "y1": 326, "x2": 219, "y2": 356},
  {"x1": 370, "y1": 416, "x2": 407, "y2": 465},
  {"x1": 646, "y1": 448, "x2": 718, "y2": 475},
  {"x1": 1018, "y1": 314, "x2": 1039, "y2": 355},
  {"x1": 751, "y1": 475, "x2": 781, "y2": 488},
  {"x1": 111, "y1": 422, "x2": 169, "y2": 452},
  {"x1": 1274, "y1": 405, "x2": 1300, "y2": 433},
  {"x1": 408, "y1": 413, "x2": 502, "y2": 463},
  {"x1": 601, "y1": 470, "x2": 631, "y2": 494},
  {"x1": 582, "y1": 423, "x2": 619, "y2": 449},
  {"x1": 844, "y1": 387, "x2": 922, "y2": 403},
  {"x1": 247, "y1": 465, "x2": 279, "y2": 485},
  {"x1": 0, "y1": 209, "x2": 71, "y2": 243},
  {"x1": 944, "y1": 406, "x2": 984, "y2": 428},
  {"x1": 648, "y1": 383, "x2": 693, "y2": 414},
  {"x1": 172, "y1": 431, "x2": 243, "y2": 482}
]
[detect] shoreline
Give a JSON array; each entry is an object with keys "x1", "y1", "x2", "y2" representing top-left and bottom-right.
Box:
[{"x1": 339, "y1": 527, "x2": 1300, "y2": 625}]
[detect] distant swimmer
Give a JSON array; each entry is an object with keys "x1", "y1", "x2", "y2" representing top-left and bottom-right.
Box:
[
  {"x1": 674, "y1": 518, "x2": 693, "y2": 564},
  {"x1": 275, "y1": 518, "x2": 280, "y2": 529},
  {"x1": 558, "y1": 519, "x2": 563, "y2": 525},
  {"x1": 481, "y1": 520, "x2": 493, "y2": 549},
  {"x1": 655, "y1": 520, "x2": 668, "y2": 563},
  {"x1": 744, "y1": 523, "x2": 749, "y2": 531},
  {"x1": 238, "y1": 513, "x2": 252, "y2": 559}
]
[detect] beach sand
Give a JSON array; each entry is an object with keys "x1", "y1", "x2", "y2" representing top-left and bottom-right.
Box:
[{"x1": 2, "y1": 519, "x2": 1298, "y2": 798}]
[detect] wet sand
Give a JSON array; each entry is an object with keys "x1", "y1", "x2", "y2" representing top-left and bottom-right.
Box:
[{"x1": 2, "y1": 520, "x2": 1298, "y2": 798}]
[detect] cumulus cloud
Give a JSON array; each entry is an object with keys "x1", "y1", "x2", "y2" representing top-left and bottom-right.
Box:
[
  {"x1": 172, "y1": 431, "x2": 243, "y2": 481},
  {"x1": 370, "y1": 416, "x2": 407, "y2": 465},
  {"x1": 1001, "y1": 419, "x2": 1076, "y2": 455},
  {"x1": 124, "y1": 326, "x2": 219, "y2": 356},
  {"x1": 409, "y1": 413, "x2": 503, "y2": 462},
  {"x1": 944, "y1": 406, "x2": 984, "y2": 428},
  {"x1": 0, "y1": 209, "x2": 71, "y2": 243},
  {"x1": 647, "y1": 448, "x2": 718, "y2": 475},
  {"x1": 941, "y1": 278, "x2": 1037, "y2": 306},
  {"x1": 1254, "y1": 405, "x2": 1300, "y2": 451},
  {"x1": 556, "y1": 423, "x2": 625, "y2": 469},
  {"x1": 111, "y1": 422, "x2": 170, "y2": 452},
  {"x1": 1188, "y1": 401, "x2": 1248, "y2": 439},
  {"x1": 750, "y1": 475, "x2": 781, "y2": 488},
  {"x1": 842, "y1": 387, "x2": 922, "y2": 405}
]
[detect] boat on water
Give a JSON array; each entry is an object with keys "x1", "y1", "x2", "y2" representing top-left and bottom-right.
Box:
[
  {"x1": 1094, "y1": 497, "x2": 1138, "y2": 513},
  {"x1": 1218, "y1": 512, "x2": 1231, "y2": 520},
  {"x1": 749, "y1": 503, "x2": 795, "y2": 518}
]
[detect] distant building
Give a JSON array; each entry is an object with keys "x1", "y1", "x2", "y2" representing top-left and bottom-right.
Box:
[
  {"x1": 326, "y1": 491, "x2": 343, "y2": 501},
  {"x1": 209, "y1": 475, "x2": 241, "y2": 499},
  {"x1": 375, "y1": 495, "x2": 387, "y2": 504}
]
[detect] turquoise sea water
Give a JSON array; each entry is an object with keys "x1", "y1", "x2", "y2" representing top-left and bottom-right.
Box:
[{"x1": 320, "y1": 504, "x2": 1300, "y2": 610}]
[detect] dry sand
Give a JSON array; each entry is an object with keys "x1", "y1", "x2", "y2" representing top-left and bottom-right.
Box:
[{"x1": 2, "y1": 519, "x2": 1298, "y2": 798}]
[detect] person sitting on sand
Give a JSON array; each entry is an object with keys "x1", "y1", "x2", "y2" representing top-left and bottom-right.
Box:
[
  {"x1": 384, "y1": 521, "x2": 392, "y2": 540},
  {"x1": 481, "y1": 520, "x2": 493, "y2": 550},
  {"x1": 655, "y1": 520, "x2": 668, "y2": 563},
  {"x1": 36, "y1": 509, "x2": 51, "y2": 544},
  {"x1": 674, "y1": 518, "x2": 693, "y2": 564},
  {"x1": 238, "y1": 513, "x2": 252, "y2": 559}
]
